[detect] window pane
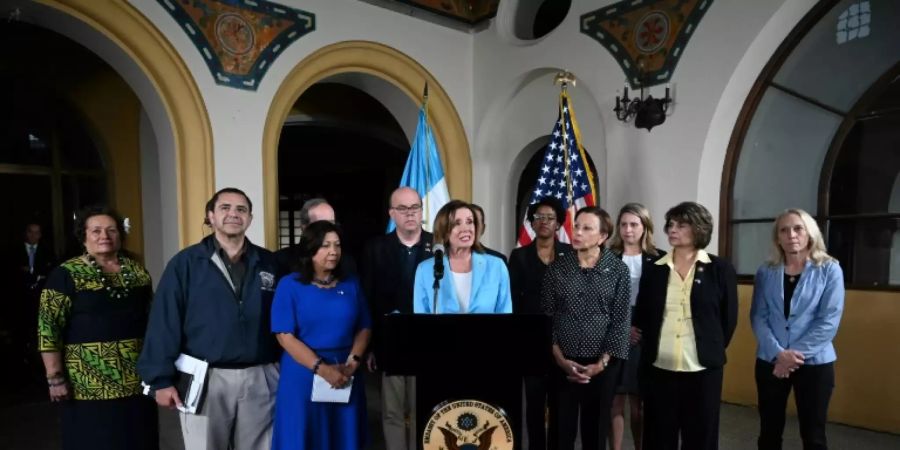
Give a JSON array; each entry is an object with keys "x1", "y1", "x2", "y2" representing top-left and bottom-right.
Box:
[
  {"x1": 0, "y1": 79, "x2": 52, "y2": 166},
  {"x1": 774, "y1": 0, "x2": 900, "y2": 111},
  {"x1": 829, "y1": 112, "x2": 900, "y2": 215},
  {"x1": 0, "y1": 119, "x2": 52, "y2": 166},
  {"x1": 731, "y1": 222, "x2": 774, "y2": 275},
  {"x1": 827, "y1": 216, "x2": 899, "y2": 287},
  {"x1": 0, "y1": 173, "x2": 54, "y2": 254},
  {"x1": 59, "y1": 118, "x2": 104, "y2": 170},
  {"x1": 732, "y1": 89, "x2": 841, "y2": 219},
  {"x1": 62, "y1": 175, "x2": 108, "y2": 257}
]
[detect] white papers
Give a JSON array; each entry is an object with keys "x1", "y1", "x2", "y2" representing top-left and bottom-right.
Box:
[
  {"x1": 311, "y1": 374, "x2": 353, "y2": 403},
  {"x1": 174, "y1": 353, "x2": 208, "y2": 414}
]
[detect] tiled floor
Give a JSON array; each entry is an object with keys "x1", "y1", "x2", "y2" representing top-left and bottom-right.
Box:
[{"x1": 2, "y1": 374, "x2": 898, "y2": 449}]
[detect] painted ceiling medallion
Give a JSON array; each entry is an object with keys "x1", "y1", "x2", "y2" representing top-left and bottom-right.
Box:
[
  {"x1": 158, "y1": 0, "x2": 315, "y2": 91},
  {"x1": 581, "y1": 0, "x2": 713, "y2": 88},
  {"x1": 391, "y1": 0, "x2": 499, "y2": 25}
]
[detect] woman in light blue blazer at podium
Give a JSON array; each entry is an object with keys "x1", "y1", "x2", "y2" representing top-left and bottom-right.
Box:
[
  {"x1": 413, "y1": 200, "x2": 512, "y2": 314},
  {"x1": 751, "y1": 208, "x2": 844, "y2": 450}
]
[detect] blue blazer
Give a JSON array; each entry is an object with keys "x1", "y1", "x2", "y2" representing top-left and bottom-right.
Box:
[
  {"x1": 750, "y1": 260, "x2": 844, "y2": 365},
  {"x1": 413, "y1": 251, "x2": 512, "y2": 314}
]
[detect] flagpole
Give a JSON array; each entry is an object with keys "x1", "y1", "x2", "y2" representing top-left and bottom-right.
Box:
[
  {"x1": 554, "y1": 71, "x2": 577, "y2": 229},
  {"x1": 423, "y1": 81, "x2": 430, "y2": 227}
]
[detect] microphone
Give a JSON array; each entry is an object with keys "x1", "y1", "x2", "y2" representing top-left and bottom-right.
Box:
[
  {"x1": 432, "y1": 244, "x2": 445, "y2": 280},
  {"x1": 432, "y1": 243, "x2": 444, "y2": 314}
]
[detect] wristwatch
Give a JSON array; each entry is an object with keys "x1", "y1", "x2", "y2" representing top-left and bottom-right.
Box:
[{"x1": 348, "y1": 354, "x2": 362, "y2": 363}]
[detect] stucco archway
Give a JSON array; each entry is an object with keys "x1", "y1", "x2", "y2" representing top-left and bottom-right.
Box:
[
  {"x1": 262, "y1": 40, "x2": 471, "y2": 248},
  {"x1": 37, "y1": 0, "x2": 214, "y2": 249}
]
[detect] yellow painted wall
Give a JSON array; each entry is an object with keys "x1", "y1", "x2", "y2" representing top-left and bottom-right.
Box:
[
  {"x1": 68, "y1": 70, "x2": 144, "y2": 261},
  {"x1": 724, "y1": 285, "x2": 900, "y2": 433}
]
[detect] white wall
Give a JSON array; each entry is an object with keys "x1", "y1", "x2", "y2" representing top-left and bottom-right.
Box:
[
  {"x1": 472, "y1": 0, "x2": 799, "y2": 254},
  {"x1": 130, "y1": 0, "x2": 476, "y2": 244},
  {"x1": 139, "y1": 111, "x2": 160, "y2": 281},
  {"x1": 472, "y1": 69, "x2": 606, "y2": 254},
  {"x1": 125, "y1": 0, "x2": 817, "y2": 257}
]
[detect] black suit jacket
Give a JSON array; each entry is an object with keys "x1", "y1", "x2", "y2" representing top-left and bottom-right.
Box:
[
  {"x1": 274, "y1": 245, "x2": 357, "y2": 282},
  {"x1": 633, "y1": 253, "x2": 738, "y2": 369},
  {"x1": 360, "y1": 231, "x2": 434, "y2": 357},
  {"x1": 509, "y1": 240, "x2": 572, "y2": 314},
  {"x1": 12, "y1": 242, "x2": 56, "y2": 288}
]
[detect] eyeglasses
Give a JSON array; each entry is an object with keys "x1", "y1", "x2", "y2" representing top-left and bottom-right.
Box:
[
  {"x1": 533, "y1": 214, "x2": 557, "y2": 222},
  {"x1": 392, "y1": 204, "x2": 422, "y2": 215}
]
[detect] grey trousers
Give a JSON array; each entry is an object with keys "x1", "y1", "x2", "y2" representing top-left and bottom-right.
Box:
[
  {"x1": 382, "y1": 374, "x2": 416, "y2": 450},
  {"x1": 180, "y1": 363, "x2": 279, "y2": 450}
]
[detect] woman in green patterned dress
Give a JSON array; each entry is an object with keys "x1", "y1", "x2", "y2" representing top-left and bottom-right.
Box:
[{"x1": 38, "y1": 206, "x2": 158, "y2": 450}]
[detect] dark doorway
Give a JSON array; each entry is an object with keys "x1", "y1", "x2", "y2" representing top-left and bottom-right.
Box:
[
  {"x1": 278, "y1": 82, "x2": 410, "y2": 262},
  {"x1": 0, "y1": 22, "x2": 110, "y2": 261},
  {"x1": 0, "y1": 22, "x2": 110, "y2": 413}
]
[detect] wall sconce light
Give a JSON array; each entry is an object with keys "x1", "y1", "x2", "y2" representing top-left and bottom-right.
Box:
[{"x1": 614, "y1": 82, "x2": 673, "y2": 132}]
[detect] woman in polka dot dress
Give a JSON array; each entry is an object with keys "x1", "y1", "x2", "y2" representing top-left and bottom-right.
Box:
[{"x1": 541, "y1": 206, "x2": 632, "y2": 450}]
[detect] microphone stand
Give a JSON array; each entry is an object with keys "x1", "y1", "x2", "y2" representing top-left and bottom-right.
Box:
[
  {"x1": 432, "y1": 247, "x2": 444, "y2": 314},
  {"x1": 432, "y1": 279, "x2": 439, "y2": 314},
  {"x1": 432, "y1": 264, "x2": 443, "y2": 314}
]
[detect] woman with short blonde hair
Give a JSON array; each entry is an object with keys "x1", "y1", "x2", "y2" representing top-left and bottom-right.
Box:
[
  {"x1": 767, "y1": 208, "x2": 835, "y2": 266},
  {"x1": 751, "y1": 209, "x2": 844, "y2": 450}
]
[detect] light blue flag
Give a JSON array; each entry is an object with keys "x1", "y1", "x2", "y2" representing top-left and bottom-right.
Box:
[{"x1": 387, "y1": 105, "x2": 450, "y2": 232}]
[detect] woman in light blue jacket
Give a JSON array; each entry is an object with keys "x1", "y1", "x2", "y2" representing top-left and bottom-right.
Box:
[
  {"x1": 750, "y1": 208, "x2": 844, "y2": 450},
  {"x1": 413, "y1": 200, "x2": 511, "y2": 314}
]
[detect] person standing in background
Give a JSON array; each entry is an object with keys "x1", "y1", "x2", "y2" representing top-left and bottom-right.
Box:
[
  {"x1": 509, "y1": 196, "x2": 570, "y2": 450},
  {"x1": 607, "y1": 203, "x2": 664, "y2": 450},
  {"x1": 138, "y1": 187, "x2": 280, "y2": 450},
  {"x1": 634, "y1": 201, "x2": 738, "y2": 450},
  {"x1": 751, "y1": 209, "x2": 844, "y2": 450},
  {"x1": 360, "y1": 187, "x2": 434, "y2": 450}
]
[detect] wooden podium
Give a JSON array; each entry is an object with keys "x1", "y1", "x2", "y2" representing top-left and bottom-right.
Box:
[{"x1": 380, "y1": 313, "x2": 552, "y2": 450}]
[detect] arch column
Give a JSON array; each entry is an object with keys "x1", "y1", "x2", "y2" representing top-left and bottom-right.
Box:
[
  {"x1": 38, "y1": 0, "x2": 215, "y2": 248},
  {"x1": 262, "y1": 40, "x2": 471, "y2": 248}
]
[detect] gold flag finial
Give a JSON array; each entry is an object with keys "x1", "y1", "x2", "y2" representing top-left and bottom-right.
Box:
[{"x1": 554, "y1": 71, "x2": 577, "y2": 89}]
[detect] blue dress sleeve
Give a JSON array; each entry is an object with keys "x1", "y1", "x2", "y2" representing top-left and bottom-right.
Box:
[{"x1": 271, "y1": 276, "x2": 298, "y2": 334}]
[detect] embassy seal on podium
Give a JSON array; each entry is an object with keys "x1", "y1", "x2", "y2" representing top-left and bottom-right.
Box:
[{"x1": 422, "y1": 399, "x2": 513, "y2": 450}]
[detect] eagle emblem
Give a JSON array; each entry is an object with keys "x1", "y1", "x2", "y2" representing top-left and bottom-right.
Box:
[{"x1": 423, "y1": 400, "x2": 513, "y2": 450}]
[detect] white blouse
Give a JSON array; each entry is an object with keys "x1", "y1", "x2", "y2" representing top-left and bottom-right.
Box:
[{"x1": 451, "y1": 270, "x2": 472, "y2": 313}]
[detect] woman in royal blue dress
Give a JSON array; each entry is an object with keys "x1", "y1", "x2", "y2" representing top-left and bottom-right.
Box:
[{"x1": 271, "y1": 220, "x2": 372, "y2": 450}]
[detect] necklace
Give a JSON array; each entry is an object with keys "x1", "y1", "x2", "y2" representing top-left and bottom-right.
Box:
[
  {"x1": 88, "y1": 255, "x2": 134, "y2": 300},
  {"x1": 312, "y1": 274, "x2": 334, "y2": 286}
]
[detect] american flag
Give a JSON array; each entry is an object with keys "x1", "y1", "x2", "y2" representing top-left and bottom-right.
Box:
[{"x1": 517, "y1": 91, "x2": 598, "y2": 246}]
